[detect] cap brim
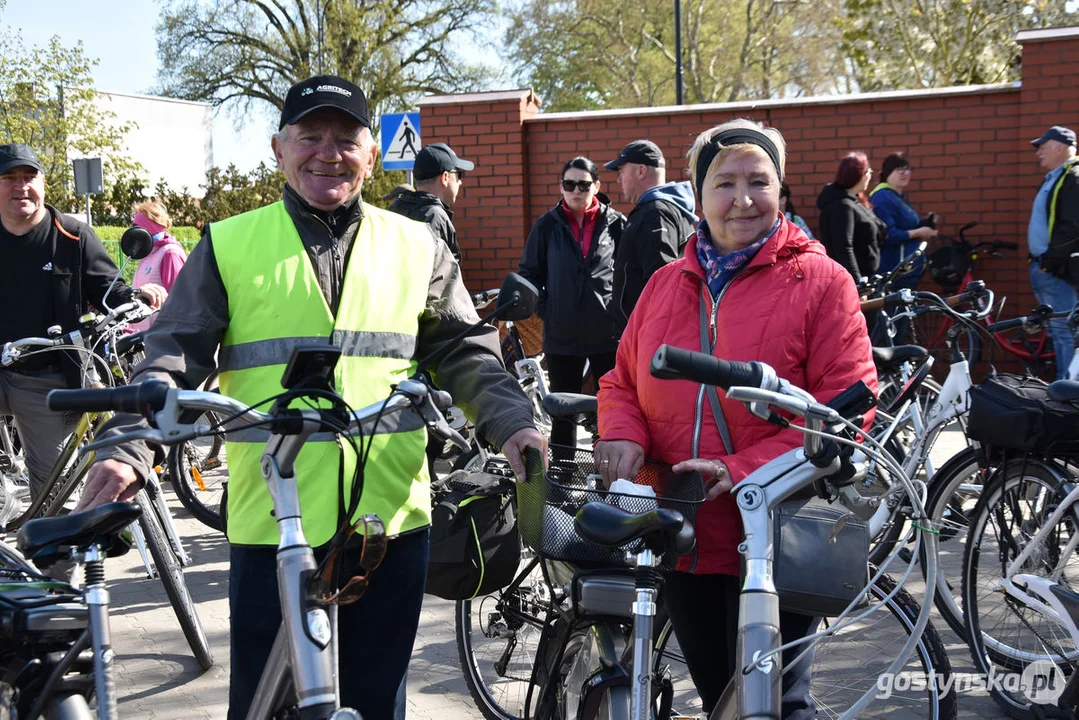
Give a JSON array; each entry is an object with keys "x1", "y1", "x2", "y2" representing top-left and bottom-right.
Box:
[
  {"x1": 454, "y1": 159, "x2": 475, "y2": 172},
  {"x1": 280, "y1": 103, "x2": 370, "y2": 130},
  {"x1": 604, "y1": 157, "x2": 627, "y2": 170},
  {"x1": 1031, "y1": 137, "x2": 1048, "y2": 147},
  {"x1": 0, "y1": 158, "x2": 43, "y2": 175}
]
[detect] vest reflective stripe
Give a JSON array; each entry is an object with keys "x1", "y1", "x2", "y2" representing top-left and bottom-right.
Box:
[
  {"x1": 223, "y1": 411, "x2": 425, "y2": 444},
  {"x1": 210, "y1": 201, "x2": 435, "y2": 546},
  {"x1": 1049, "y1": 157, "x2": 1079, "y2": 239},
  {"x1": 219, "y1": 330, "x2": 417, "y2": 372}
]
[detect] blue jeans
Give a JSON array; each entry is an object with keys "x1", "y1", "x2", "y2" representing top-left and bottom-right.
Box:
[
  {"x1": 1030, "y1": 262, "x2": 1077, "y2": 379},
  {"x1": 227, "y1": 528, "x2": 429, "y2": 720}
]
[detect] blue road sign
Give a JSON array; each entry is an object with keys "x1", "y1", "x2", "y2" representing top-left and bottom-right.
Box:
[{"x1": 381, "y1": 112, "x2": 422, "y2": 170}]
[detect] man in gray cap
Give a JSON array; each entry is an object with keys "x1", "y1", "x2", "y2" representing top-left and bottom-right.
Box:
[
  {"x1": 388, "y1": 142, "x2": 473, "y2": 261},
  {"x1": 1028, "y1": 125, "x2": 1079, "y2": 378},
  {"x1": 78, "y1": 75, "x2": 542, "y2": 719},
  {"x1": 605, "y1": 139, "x2": 697, "y2": 333},
  {"x1": 0, "y1": 143, "x2": 164, "y2": 515}
]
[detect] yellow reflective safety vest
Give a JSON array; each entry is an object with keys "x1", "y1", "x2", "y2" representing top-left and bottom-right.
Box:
[{"x1": 211, "y1": 200, "x2": 435, "y2": 546}]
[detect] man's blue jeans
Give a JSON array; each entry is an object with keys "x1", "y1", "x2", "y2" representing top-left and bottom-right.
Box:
[{"x1": 1030, "y1": 261, "x2": 1077, "y2": 379}]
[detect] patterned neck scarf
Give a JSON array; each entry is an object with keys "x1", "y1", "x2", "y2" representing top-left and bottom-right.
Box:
[{"x1": 695, "y1": 218, "x2": 779, "y2": 297}]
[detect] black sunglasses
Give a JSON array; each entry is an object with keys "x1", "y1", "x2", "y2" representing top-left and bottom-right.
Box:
[
  {"x1": 451, "y1": 169, "x2": 466, "y2": 180},
  {"x1": 561, "y1": 179, "x2": 594, "y2": 193}
]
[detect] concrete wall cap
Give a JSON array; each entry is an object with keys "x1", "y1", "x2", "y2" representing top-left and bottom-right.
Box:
[
  {"x1": 1017, "y1": 26, "x2": 1079, "y2": 44},
  {"x1": 417, "y1": 89, "x2": 540, "y2": 107}
]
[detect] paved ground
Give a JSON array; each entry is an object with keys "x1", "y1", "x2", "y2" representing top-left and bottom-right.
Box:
[{"x1": 105, "y1": 428, "x2": 1016, "y2": 719}]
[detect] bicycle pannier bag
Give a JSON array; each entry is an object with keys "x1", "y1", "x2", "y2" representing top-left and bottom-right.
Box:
[
  {"x1": 426, "y1": 470, "x2": 520, "y2": 600},
  {"x1": 967, "y1": 373, "x2": 1079, "y2": 454},
  {"x1": 772, "y1": 497, "x2": 870, "y2": 617}
]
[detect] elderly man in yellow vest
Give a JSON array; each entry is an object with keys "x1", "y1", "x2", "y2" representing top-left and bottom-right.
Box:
[{"x1": 79, "y1": 75, "x2": 544, "y2": 719}]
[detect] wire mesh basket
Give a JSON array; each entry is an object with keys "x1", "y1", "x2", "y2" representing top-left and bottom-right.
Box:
[{"x1": 517, "y1": 445, "x2": 705, "y2": 570}]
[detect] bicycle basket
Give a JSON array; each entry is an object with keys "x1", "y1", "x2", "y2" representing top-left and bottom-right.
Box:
[
  {"x1": 517, "y1": 446, "x2": 704, "y2": 570},
  {"x1": 927, "y1": 245, "x2": 969, "y2": 293}
]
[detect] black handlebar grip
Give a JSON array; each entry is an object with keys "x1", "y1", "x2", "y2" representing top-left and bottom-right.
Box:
[
  {"x1": 649, "y1": 344, "x2": 764, "y2": 390},
  {"x1": 881, "y1": 291, "x2": 911, "y2": 310},
  {"x1": 985, "y1": 317, "x2": 1027, "y2": 333},
  {"x1": 47, "y1": 379, "x2": 170, "y2": 414}
]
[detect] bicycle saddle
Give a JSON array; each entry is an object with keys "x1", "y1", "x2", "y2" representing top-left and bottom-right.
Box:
[
  {"x1": 574, "y1": 502, "x2": 695, "y2": 557},
  {"x1": 543, "y1": 392, "x2": 598, "y2": 418},
  {"x1": 17, "y1": 502, "x2": 143, "y2": 567},
  {"x1": 872, "y1": 345, "x2": 928, "y2": 373},
  {"x1": 1049, "y1": 380, "x2": 1079, "y2": 403}
]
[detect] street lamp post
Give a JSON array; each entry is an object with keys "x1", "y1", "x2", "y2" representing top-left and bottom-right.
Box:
[{"x1": 674, "y1": 0, "x2": 684, "y2": 104}]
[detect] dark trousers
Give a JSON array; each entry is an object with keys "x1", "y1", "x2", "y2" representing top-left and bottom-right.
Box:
[
  {"x1": 227, "y1": 528, "x2": 429, "y2": 719},
  {"x1": 663, "y1": 572, "x2": 818, "y2": 718},
  {"x1": 545, "y1": 351, "x2": 616, "y2": 449}
]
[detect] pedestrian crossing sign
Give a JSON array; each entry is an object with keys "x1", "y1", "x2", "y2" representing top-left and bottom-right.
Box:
[{"x1": 380, "y1": 112, "x2": 422, "y2": 170}]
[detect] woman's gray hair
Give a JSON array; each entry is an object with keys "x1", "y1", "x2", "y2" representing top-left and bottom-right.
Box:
[{"x1": 687, "y1": 119, "x2": 787, "y2": 189}]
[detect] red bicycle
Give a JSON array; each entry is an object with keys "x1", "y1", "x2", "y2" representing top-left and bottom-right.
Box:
[{"x1": 910, "y1": 222, "x2": 1056, "y2": 376}]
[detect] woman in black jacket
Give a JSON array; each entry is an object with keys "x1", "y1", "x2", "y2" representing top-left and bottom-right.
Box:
[
  {"x1": 518, "y1": 156, "x2": 625, "y2": 448},
  {"x1": 816, "y1": 151, "x2": 886, "y2": 281}
]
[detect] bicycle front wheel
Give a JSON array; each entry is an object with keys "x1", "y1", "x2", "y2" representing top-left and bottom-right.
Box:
[
  {"x1": 136, "y1": 488, "x2": 214, "y2": 670},
  {"x1": 810, "y1": 572, "x2": 957, "y2": 719},
  {"x1": 456, "y1": 553, "x2": 551, "y2": 720},
  {"x1": 963, "y1": 459, "x2": 1079, "y2": 705}
]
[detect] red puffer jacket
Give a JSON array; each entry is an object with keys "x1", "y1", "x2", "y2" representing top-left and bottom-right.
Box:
[{"x1": 598, "y1": 216, "x2": 876, "y2": 576}]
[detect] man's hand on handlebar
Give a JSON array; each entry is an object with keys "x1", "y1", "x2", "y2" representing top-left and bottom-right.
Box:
[
  {"x1": 135, "y1": 283, "x2": 167, "y2": 309},
  {"x1": 76, "y1": 459, "x2": 144, "y2": 512},
  {"x1": 500, "y1": 426, "x2": 547, "y2": 481}
]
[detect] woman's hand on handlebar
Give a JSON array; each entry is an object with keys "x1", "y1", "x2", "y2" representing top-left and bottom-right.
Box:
[
  {"x1": 76, "y1": 459, "x2": 143, "y2": 512},
  {"x1": 135, "y1": 283, "x2": 167, "y2": 309},
  {"x1": 593, "y1": 439, "x2": 645, "y2": 487},
  {"x1": 673, "y1": 458, "x2": 732, "y2": 501},
  {"x1": 909, "y1": 226, "x2": 938, "y2": 241}
]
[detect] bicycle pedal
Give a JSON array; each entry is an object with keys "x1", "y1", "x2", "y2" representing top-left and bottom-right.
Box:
[{"x1": 202, "y1": 458, "x2": 221, "y2": 471}]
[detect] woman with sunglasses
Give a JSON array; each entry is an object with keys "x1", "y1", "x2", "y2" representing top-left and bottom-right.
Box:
[
  {"x1": 518, "y1": 156, "x2": 625, "y2": 449},
  {"x1": 869, "y1": 152, "x2": 939, "y2": 275}
]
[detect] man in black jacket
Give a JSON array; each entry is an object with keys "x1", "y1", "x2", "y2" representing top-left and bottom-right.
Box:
[
  {"x1": 605, "y1": 140, "x2": 697, "y2": 333},
  {"x1": 389, "y1": 143, "x2": 473, "y2": 261},
  {"x1": 1028, "y1": 125, "x2": 1079, "y2": 378},
  {"x1": 0, "y1": 143, "x2": 165, "y2": 504}
]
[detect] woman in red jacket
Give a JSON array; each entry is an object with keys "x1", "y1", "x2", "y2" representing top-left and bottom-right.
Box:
[{"x1": 595, "y1": 119, "x2": 876, "y2": 716}]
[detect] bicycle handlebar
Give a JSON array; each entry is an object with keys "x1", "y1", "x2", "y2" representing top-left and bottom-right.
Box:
[
  {"x1": 649, "y1": 344, "x2": 769, "y2": 390},
  {"x1": 47, "y1": 380, "x2": 171, "y2": 414}
]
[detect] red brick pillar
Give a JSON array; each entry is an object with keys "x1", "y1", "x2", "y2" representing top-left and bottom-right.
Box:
[
  {"x1": 1018, "y1": 27, "x2": 1079, "y2": 185},
  {"x1": 418, "y1": 90, "x2": 541, "y2": 291}
]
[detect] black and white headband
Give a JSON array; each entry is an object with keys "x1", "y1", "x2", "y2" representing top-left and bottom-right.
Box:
[{"x1": 694, "y1": 128, "x2": 783, "y2": 199}]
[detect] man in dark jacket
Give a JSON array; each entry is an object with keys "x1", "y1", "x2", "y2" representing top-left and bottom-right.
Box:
[
  {"x1": 388, "y1": 143, "x2": 473, "y2": 261},
  {"x1": 605, "y1": 140, "x2": 697, "y2": 332},
  {"x1": 1028, "y1": 125, "x2": 1079, "y2": 378},
  {"x1": 0, "y1": 143, "x2": 165, "y2": 505}
]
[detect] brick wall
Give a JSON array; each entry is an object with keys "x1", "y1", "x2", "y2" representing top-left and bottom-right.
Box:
[{"x1": 418, "y1": 28, "x2": 1079, "y2": 335}]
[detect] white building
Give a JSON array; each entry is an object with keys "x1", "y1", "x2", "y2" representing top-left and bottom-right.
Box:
[{"x1": 76, "y1": 89, "x2": 214, "y2": 198}]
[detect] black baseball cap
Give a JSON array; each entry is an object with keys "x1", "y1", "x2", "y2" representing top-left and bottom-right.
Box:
[
  {"x1": 414, "y1": 143, "x2": 474, "y2": 181},
  {"x1": 1031, "y1": 126, "x2": 1077, "y2": 148},
  {"x1": 604, "y1": 140, "x2": 666, "y2": 170},
  {"x1": 279, "y1": 75, "x2": 370, "y2": 130},
  {"x1": 0, "y1": 143, "x2": 44, "y2": 175}
]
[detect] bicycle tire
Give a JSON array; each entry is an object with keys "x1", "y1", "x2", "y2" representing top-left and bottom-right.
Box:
[
  {"x1": 919, "y1": 446, "x2": 986, "y2": 640},
  {"x1": 811, "y1": 572, "x2": 957, "y2": 719},
  {"x1": 136, "y1": 488, "x2": 214, "y2": 671},
  {"x1": 456, "y1": 553, "x2": 551, "y2": 720},
  {"x1": 167, "y1": 408, "x2": 227, "y2": 533},
  {"x1": 963, "y1": 460, "x2": 1079, "y2": 690}
]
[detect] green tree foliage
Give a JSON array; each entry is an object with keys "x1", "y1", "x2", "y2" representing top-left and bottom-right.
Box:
[
  {"x1": 154, "y1": 0, "x2": 486, "y2": 206},
  {"x1": 0, "y1": 22, "x2": 139, "y2": 212},
  {"x1": 840, "y1": 0, "x2": 1075, "y2": 90},
  {"x1": 505, "y1": 0, "x2": 846, "y2": 111}
]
